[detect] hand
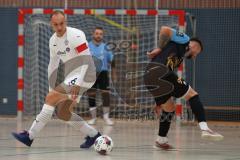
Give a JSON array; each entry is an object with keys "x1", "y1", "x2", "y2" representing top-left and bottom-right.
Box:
[
  {"x1": 111, "y1": 68, "x2": 117, "y2": 83},
  {"x1": 153, "y1": 105, "x2": 162, "y2": 117},
  {"x1": 70, "y1": 85, "x2": 81, "y2": 100},
  {"x1": 146, "y1": 51, "x2": 158, "y2": 59},
  {"x1": 146, "y1": 48, "x2": 161, "y2": 59}
]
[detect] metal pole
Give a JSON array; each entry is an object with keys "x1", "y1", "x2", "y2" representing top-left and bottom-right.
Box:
[
  {"x1": 192, "y1": 15, "x2": 197, "y2": 90},
  {"x1": 154, "y1": 0, "x2": 159, "y2": 48},
  {"x1": 64, "y1": 0, "x2": 68, "y2": 9},
  {"x1": 64, "y1": 0, "x2": 68, "y2": 20},
  {"x1": 183, "y1": 13, "x2": 197, "y2": 123},
  {"x1": 188, "y1": 13, "x2": 197, "y2": 122}
]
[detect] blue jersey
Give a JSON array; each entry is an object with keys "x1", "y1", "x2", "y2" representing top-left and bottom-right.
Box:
[
  {"x1": 170, "y1": 28, "x2": 190, "y2": 44},
  {"x1": 88, "y1": 41, "x2": 113, "y2": 72}
]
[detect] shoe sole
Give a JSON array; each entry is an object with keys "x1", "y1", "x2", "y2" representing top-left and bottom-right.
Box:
[
  {"x1": 201, "y1": 134, "x2": 224, "y2": 141},
  {"x1": 11, "y1": 132, "x2": 32, "y2": 147},
  {"x1": 88, "y1": 120, "x2": 96, "y2": 125},
  {"x1": 155, "y1": 141, "x2": 173, "y2": 150},
  {"x1": 105, "y1": 123, "x2": 114, "y2": 126}
]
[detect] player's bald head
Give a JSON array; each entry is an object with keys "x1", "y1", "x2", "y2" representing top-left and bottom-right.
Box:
[
  {"x1": 50, "y1": 10, "x2": 67, "y2": 37},
  {"x1": 50, "y1": 10, "x2": 65, "y2": 20}
]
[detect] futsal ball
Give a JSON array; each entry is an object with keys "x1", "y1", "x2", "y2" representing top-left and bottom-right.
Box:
[{"x1": 94, "y1": 135, "x2": 113, "y2": 155}]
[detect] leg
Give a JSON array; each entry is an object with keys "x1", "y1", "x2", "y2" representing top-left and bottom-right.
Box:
[
  {"x1": 155, "y1": 98, "x2": 175, "y2": 150},
  {"x1": 56, "y1": 99, "x2": 99, "y2": 137},
  {"x1": 184, "y1": 87, "x2": 224, "y2": 141},
  {"x1": 28, "y1": 86, "x2": 68, "y2": 138},
  {"x1": 55, "y1": 84, "x2": 101, "y2": 148},
  {"x1": 55, "y1": 99, "x2": 75, "y2": 121},
  {"x1": 184, "y1": 87, "x2": 207, "y2": 128},
  {"x1": 66, "y1": 111, "x2": 101, "y2": 148},
  {"x1": 88, "y1": 88, "x2": 97, "y2": 125},
  {"x1": 102, "y1": 90, "x2": 114, "y2": 125},
  {"x1": 99, "y1": 71, "x2": 114, "y2": 125},
  {"x1": 12, "y1": 86, "x2": 68, "y2": 147},
  {"x1": 145, "y1": 71, "x2": 175, "y2": 150}
]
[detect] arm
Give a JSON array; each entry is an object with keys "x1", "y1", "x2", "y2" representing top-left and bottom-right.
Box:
[
  {"x1": 158, "y1": 26, "x2": 173, "y2": 49},
  {"x1": 146, "y1": 48, "x2": 161, "y2": 59},
  {"x1": 70, "y1": 30, "x2": 95, "y2": 100},
  {"x1": 146, "y1": 26, "x2": 172, "y2": 59},
  {"x1": 48, "y1": 47, "x2": 60, "y2": 92},
  {"x1": 159, "y1": 26, "x2": 190, "y2": 47},
  {"x1": 147, "y1": 26, "x2": 190, "y2": 59},
  {"x1": 106, "y1": 49, "x2": 116, "y2": 82},
  {"x1": 71, "y1": 30, "x2": 92, "y2": 87},
  {"x1": 110, "y1": 56, "x2": 117, "y2": 83}
]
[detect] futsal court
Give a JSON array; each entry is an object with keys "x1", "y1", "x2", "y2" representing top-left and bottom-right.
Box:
[
  {"x1": 0, "y1": 118, "x2": 239, "y2": 160},
  {"x1": 0, "y1": 1, "x2": 240, "y2": 160}
]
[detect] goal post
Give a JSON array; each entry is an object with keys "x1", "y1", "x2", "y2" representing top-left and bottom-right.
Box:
[{"x1": 17, "y1": 8, "x2": 186, "y2": 120}]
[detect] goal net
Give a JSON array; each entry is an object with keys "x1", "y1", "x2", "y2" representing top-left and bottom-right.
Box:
[{"x1": 20, "y1": 9, "x2": 185, "y2": 120}]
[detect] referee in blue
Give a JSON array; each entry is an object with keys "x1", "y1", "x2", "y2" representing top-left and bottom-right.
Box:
[{"x1": 87, "y1": 27, "x2": 115, "y2": 125}]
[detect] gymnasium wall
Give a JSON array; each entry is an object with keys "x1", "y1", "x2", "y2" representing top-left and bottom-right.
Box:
[
  {"x1": 0, "y1": 8, "x2": 18, "y2": 115},
  {"x1": 0, "y1": 7, "x2": 239, "y2": 121},
  {"x1": 185, "y1": 9, "x2": 240, "y2": 121}
]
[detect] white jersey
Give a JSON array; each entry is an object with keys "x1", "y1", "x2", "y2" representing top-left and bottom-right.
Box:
[{"x1": 48, "y1": 27, "x2": 95, "y2": 89}]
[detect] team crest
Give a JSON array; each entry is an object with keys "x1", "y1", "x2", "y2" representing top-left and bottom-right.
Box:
[
  {"x1": 66, "y1": 47, "x2": 70, "y2": 52},
  {"x1": 64, "y1": 39, "x2": 69, "y2": 45}
]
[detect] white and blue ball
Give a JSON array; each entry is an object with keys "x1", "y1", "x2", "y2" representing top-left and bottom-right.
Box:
[{"x1": 94, "y1": 135, "x2": 113, "y2": 155}]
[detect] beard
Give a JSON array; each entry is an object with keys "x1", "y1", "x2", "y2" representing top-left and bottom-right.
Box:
[
  {"x1": 186, "y1": 54, "x2": 192, "y2": 59},
  {"x1": 93, "y1": 37, "x2": 102, "y2": 43},
  {"x1": 185, "y1": 48, "x2": 192, "y2": 59}
]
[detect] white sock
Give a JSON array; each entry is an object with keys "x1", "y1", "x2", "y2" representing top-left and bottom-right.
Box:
[
  {"x1": 89, "y1": 107, "x2": 97, "y2": 119},
  {"x1": 157, "y1": 136, "x2": 168, "y2": 144},
  {"x1": 28, "y1": 104, "x2": 55, "y2": 140},
  {"x1": 67, "y1": 113, "x2": 98, "y2": 137},
  {"x1": 199, "y1": 121, "x2": 210, "y2": 130},
  {"x1": 103, "y1": 107, "x2": 110, "y2": 119}
]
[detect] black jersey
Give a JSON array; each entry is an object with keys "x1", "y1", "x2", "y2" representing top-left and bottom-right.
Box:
[{"x1": 151, "y1": 41, "x2": 189, "y2": 70}]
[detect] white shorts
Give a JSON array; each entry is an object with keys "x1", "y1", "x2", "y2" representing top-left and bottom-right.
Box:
[{"x1": 61, "y1": 66, "x2": 96, "y2": 103}]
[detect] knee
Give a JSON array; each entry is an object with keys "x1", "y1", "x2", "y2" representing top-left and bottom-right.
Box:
[
  {"x1": 45, "y1": 91, "x2": 67, "y2": 106},
  {"x1": 88, "y1": 89, "x2": 96, "y2": 97},
  {"x1": 184, "y1": 86, "x2": 198, "y2": 101},
  {"x1": 162, "y1": 98, "x2": 175, "y2": 112},
  {"x1": 56, "y1": 99, "x2": 73, "y2": 121}
]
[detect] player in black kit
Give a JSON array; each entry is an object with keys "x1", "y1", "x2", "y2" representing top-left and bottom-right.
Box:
[{"x1": 145, "y1": 26, "x2": 223, "y2": 150}]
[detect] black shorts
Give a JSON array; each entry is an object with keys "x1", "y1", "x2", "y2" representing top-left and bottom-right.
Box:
[
  {"x1": 88, "y1": 71, "x2": 110, "y2": 107},
  {"x1": 91, "y1": 71, "x2": 110, "y2": 90},
  {"x1": 154, "y1": 71, "x2": 189, "y2": 105}
]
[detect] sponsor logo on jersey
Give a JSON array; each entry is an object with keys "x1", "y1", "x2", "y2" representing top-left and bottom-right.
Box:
[{"x1": 57, "y1": 51, "x2": 67, "y2": 55}]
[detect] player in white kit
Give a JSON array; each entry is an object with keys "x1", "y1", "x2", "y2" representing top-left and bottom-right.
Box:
[{"x1": 12, "y1": 10, "x2": 101, "y2": 148}]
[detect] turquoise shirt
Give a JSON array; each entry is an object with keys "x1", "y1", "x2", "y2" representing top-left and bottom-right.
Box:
[
  {"x1": 170, "y1": 28, "x2": 190, "y2": 44},
  {"x1": 89, "y1": 41, "x2": 113, "y2": 72}
]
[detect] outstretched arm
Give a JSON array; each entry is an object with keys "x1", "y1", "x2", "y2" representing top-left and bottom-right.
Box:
[
  {"x1": 147, "y1": 26, "x2": 189, "y2": 59},
  {"x1": 147, "y1": 26, "x2": 173, "y2": 59},
  {"x1": 158, "y1": 26, "x2": 173, "y2": 49}
]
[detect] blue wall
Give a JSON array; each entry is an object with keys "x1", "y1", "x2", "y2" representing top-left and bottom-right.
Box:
[
  {"x1": 0, "y1": 8, "x2": 18, "y2": 115},
  {"x1": 185, "y1": 9, "x2": 240, "y2": 107}
]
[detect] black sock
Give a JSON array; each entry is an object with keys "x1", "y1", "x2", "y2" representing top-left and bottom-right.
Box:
[
  {"x1": 188, "y1": 95, "x2": 206, "y2": 122},
  {"x1": 158, "y1": 110, "x2": 175, "y2": 137}
]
